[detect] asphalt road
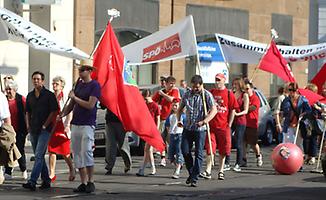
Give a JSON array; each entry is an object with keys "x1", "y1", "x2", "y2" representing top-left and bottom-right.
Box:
[{"x1": 0, "y1": 145, "x2": 325, "y2": 200}]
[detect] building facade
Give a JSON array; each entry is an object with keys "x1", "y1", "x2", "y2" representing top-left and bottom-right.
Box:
[{"x1": 0, "y1": 0, "x2": 320, "y2": 98}]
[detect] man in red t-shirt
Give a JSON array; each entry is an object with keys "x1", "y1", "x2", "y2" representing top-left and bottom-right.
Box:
[
  {"x1": 243, "y1": 80, "x2": 262, "y2": 167},
  {"x1": 152, "y1": 76, "x2": 180, "y2": 166},
  {"x1": 200, "y1": 73, "x2": 238, "y2": 181}
]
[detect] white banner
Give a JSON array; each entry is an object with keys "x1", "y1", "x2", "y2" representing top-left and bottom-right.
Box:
[
  {"x1": 216, "y1": 33, "x2": 326, "y2": 64},
  {"x1": 122, "y1": 15, "x2": 198, "y2": 65},
  {"x1": 0, "y1": 8, "x2": 89, "y2": 60}
]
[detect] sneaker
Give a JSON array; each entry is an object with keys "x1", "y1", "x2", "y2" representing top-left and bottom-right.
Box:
[
  {"x1": 159, "y1": 158, "x2": 166, "y2": 167},
  {"x1": 85, "y1": 182, "x2": 95, "y2": 193},
  {"x1": 4, "y1": 173, "x2": 12, "y2": 180},
  {"x1": 186, "y1": 176, "x2": 191, "y2": 184},
  {"x1": 0, "y1": 174, "x2": 4, "y2": 185},
  {"x1": 190, "y1": 181, "x2": 197, "y2": 187},
  {"x1": 257, "y1": 154, "x2": 263, "y2": 167},
  {"x1": 105, "y1": 169, "x2": 112, "y2": 175},
  {"x1": 73, "y1": 183, "x2": 87, "y2": 193},
  {"x1": 224, "y1": 164, "x2": 231, "y2": 171},
  {"x1": 199, "y1": 171, "x2": 211, "y2": 179},
  {"x1": 136, "y1": 169, "x2": 144, "y2": 176},
  {"x1": 39, "y1": 182, "x2": 51, "y2": 190},
  {"x1": 308, "y1": 157, "x2": 316, "y2": 165},
  {"x1": 22, "y1": 182, "x2": 36, "y2": 191},
  {"x1": 172, "y1": 171, "x2": 180, "y2": 179},
  {"x1": 233, "y1": 164, "x2": 241, "y2": 172},
  {"x1": 22, "y1": 170, "x2": 28, "y2": 180}
]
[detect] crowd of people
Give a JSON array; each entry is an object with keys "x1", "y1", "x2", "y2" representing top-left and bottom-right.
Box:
[{"x1": 0, "y1": 63, "x2": 325, "y2": 192}]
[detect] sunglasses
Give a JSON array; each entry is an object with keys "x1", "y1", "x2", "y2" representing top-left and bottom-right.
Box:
[
  {"x1": 215, "y1": 78, "x2": 221, "y2": 82},
  {"x1": 288, "y1": 88, "x2": 296, "y2": 92},
  {"x1": 78, "y1": 68, "x2": 89, "y2": 72}
]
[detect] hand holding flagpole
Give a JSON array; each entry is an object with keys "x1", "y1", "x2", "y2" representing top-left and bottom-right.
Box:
[{"x1": 250, "y1": 28, "x2": 279, "y2": 82}]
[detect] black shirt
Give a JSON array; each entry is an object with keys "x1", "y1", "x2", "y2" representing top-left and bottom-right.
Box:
[{"x1": 26, "y1": 86, "x2": 58, "y2": 134}]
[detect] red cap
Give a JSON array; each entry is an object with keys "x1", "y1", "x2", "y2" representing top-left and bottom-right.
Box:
[{"x1": 215, "y1": 73, "x2": 226, "y2": 80}]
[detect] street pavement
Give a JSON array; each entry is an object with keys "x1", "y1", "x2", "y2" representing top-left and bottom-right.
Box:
[{"x1": 0, "y1": 145, "x2": 325, "y2": 200}]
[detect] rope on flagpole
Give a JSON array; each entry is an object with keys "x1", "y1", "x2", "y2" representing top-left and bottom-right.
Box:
[{"x1": 249, "y1": 28, "x2": 279, "y2": 83}]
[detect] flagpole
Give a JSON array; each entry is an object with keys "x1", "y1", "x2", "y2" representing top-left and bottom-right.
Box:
[
  {"x1": 195, "y1": 49, "x2": 214, "y2": 166},
  {"x1": 89, "y1": 8, "x2": 120, "y2": 59},
  {"x1": 216, "y1": 34, "x2": 230, "y2": 70},
  {"x1": 250, "y1": 29, "x2": 279, "y2": 83}
]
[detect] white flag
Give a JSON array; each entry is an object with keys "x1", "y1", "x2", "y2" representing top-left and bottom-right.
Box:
[
  {"x1": 0, "y1": 8, "x2": 89, "y2": 60},
  {"x1": 122, "y1": 15, "x2": 198, "y2": 65},
  {"x1": 216, "y1": 33, "x2": 326, "y2": 63}
]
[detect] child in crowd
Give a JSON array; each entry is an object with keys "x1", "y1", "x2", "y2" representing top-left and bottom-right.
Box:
[
  {"x1": 165, "y1": 99, "x2": 185, "y2": 179},
  {"x1": 136, "y1": 89, "x2": 160, "y2": 176}
]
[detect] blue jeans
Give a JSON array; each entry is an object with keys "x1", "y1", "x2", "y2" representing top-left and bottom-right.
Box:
[
  {"x1": 235, "y1": 125, "x2": 246, "y2": 165},
  {"x1": 168, "y1": 134, "x2": 184, "y2": 164},
  {"x1": 29, "y1": 130, "x2": 51, "y2": 185},
  {"x1": 181, "y1": 129, "x2": 206, "y2": 183}
]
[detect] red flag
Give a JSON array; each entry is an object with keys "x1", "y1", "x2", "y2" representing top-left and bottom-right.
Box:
[
  {"x1": 258, "y1": 40, "x2": 296, "y2": 83},
  {"x1": 298, "y1": 88, "x2": 324, "y2": 106},
  {"x1": 92, "y1": 22, "x2": 165, "y2": 152},
  {"x1": 311, "y1": 63, "x2": 326, "y2": 95}
]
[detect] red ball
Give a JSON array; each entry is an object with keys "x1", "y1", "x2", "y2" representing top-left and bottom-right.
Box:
[{"x1": 271, "y1": 143, "x2": 303, "y2": 175}]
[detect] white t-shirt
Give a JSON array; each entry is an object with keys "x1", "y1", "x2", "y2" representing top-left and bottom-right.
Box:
[{"x1": 0, "y1": 92, "x2": 10, "y2": 127}]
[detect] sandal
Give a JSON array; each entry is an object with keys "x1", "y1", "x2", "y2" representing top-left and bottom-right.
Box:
[{"x1": 218, "y1": 172, "x2": 225, "y2": 180}]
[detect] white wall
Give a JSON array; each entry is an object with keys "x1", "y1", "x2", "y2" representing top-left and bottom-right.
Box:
[{"x1": 0, "y1": 0, "x2": 74, "y2": 96}]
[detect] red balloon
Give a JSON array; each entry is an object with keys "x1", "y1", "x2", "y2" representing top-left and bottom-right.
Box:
[{"x1": 271, "y1": 143, "x2": 303, "y2": 175}]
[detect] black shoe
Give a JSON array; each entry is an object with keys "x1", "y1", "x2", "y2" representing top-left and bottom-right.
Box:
[
  {"x1": 190, "y1": 181, "x2": 197, "y2": 187},
  {"x1": 186, "y1": 176, "x2": 191, "y2": 184},
  {"x1": 39, "y1": 182, "x2": 51, "y2": 190},
  {"x1": 73, "y1": 183, "x2": 87, "y2": 193},
  {"x1": 105, "y1": 170, "x2": 112, "y2": 175},
  {"x1": 85, "y1": 182, "x2": 95, "y2": 193},
  {"x1": 124, "y1": 167, "x2": 131, "y2": 173},
  {"x1": 22, "y1": 182, "x2": 36, "y2": 191}
]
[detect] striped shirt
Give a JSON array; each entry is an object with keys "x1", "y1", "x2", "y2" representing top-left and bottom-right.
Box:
[{"x1": 181, "y1": 89, "x2": 215, "y2": 131}]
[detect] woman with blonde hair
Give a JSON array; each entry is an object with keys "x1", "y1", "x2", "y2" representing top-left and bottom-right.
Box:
[{"x1": 48, "y1": 76, "x2": 75, "y2": 182}]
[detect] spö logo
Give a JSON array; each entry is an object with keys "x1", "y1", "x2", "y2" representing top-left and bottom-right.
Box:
[{"x1": 142, "y1": 33, "x2": 182, "y2": 62}]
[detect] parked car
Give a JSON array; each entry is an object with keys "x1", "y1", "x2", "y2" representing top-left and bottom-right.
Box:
[{"x1": 93, "y1": 84, "x2": 161, "y2": 157}]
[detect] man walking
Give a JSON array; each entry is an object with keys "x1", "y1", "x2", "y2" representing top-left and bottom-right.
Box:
[
  {"x1": 23, "y1": 71, "x2": 58, "y2": 191},
  {"x1": 200, "y1": 73, "x2": 238, "y2": 180},
  {"x1": 177, "y1": 75, "x2": 217, "y2": 187},
  {"x1": 104, "y1": 108, "x2": 132, "y2": 175},
  {"x1": 62, "y1": 59, "x2": 101, "y2": 193}
]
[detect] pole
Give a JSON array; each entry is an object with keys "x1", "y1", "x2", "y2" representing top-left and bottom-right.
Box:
[
  {"x1": 89, "y1": 9, "x2": 120, "y2": 59},
  {"x1": 250, "y1": 29, "x2": 279, "y2": 83},
  {"x1": 216, "y1": 34, "x2": 230, "y2": 70},
  {"x1": 195, "y1": 53, "x2": 214, "y2": 166}
]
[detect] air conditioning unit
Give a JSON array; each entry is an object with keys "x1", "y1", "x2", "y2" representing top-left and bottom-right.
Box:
[{"x1": 21, "y1": 0, "x2": 62, "y2": 5}]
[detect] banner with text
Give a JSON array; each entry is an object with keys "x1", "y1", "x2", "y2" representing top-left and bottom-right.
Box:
[
  {"x1": 122, "y1": 15, "x2": 198, "y2": 65},
  {"x1": 215, "y1": 33, "x2": 326, "y2": 64},
  {"x1": 0, "y1": 8, "x2": 89, "y2": 60}
]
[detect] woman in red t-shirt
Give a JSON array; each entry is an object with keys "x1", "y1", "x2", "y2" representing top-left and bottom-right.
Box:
[
  {"x1": 48, "y1": 76, "x2": 75, "y2": 182},
  {"x1": 232, "y1": 78, "x2": 249, "y2": 171},
  {"x1": 136, "y1": 89, "x2": 160, "y2": 176}
]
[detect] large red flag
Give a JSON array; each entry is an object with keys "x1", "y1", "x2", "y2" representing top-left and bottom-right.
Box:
[
  {"x1": 92, "y1": 22, "x2": 165, "y2": 152},
  {"x1": 258, "y1": 40, "x2": 296, "y2": 83},
  {"x1": 298, "y1": 88, "x2": 324, "y2": 106},
  {"x1": 311, "y1": 63, "x2": 326, "y2": 95}
]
